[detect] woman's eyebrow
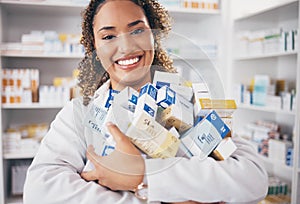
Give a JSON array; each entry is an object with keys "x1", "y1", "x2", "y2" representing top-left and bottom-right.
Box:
[
  {"x1": 128, "y1": 20, "x2": 145, "y2": 27},
  {"x1": 98, "y1": 26, "x2": 115, "y2": 33},
  {"x1": 97, "y1": 20, "x2": 145, "y2": 33}
]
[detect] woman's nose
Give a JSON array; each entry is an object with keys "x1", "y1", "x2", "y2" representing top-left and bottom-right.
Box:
[{"x1": 118, "y1": 33, "x2": 136, "y2": 54}]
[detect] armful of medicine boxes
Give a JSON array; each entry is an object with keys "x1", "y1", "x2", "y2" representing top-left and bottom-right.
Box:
[{"x1": 85, "y1": 71, "x2": 238, "y2": 163}]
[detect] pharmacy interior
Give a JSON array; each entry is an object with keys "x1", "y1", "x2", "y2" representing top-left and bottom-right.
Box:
[{"x1": 0, "y1": 0, "x2": 299, "y2": 203}]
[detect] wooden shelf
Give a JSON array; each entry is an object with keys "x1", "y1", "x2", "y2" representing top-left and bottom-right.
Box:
[
  {"x1": 2, "y1": 103, "x2": 64, "y2": 109},
  {"x1": 238, "y1": 104, "x2": 296, "y2": 116},
  {"x1": 234, "y1": 50, "x2": 297, "y2": 60}
]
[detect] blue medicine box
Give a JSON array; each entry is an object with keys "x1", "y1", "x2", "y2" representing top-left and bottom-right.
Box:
[
  {"x1": 139, "y1": 83, "x2": 157, "y2": 101},
  {"x1": 157, "y1": 85, "x2": 176, "y2": 108}
]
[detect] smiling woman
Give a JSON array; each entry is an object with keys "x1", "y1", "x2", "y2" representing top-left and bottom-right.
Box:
[
  {"x1": 23, "y1": 1, "x2": 268, "y2": 204},
  {"x1": 93, "y1": 1, "x2": 155, "y2": 91},
  {"x1": 78, "y1": 0, "x2": 176, "y2": 106}
]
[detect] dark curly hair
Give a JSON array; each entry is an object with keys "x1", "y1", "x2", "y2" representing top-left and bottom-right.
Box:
[{"x1": 78, "y1": 0, "x2": 176, "y2": 105}]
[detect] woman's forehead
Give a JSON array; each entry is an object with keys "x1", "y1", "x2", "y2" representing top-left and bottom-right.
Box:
[{"x1": 94, "y1": 1, "x2": 149, "y2": 29}]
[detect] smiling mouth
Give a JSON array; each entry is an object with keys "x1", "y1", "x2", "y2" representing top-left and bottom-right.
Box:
[{"x1": 116, "y1": 56, "x2": 142, "y2": 66}]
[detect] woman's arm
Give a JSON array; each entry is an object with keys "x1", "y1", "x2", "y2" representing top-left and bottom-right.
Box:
[
  {"x1": 146, "y1": 135, "x2": 268, "y2": 203},
  {"x1": 23, "y1": 99, "x2": 147, "y2": 204}
]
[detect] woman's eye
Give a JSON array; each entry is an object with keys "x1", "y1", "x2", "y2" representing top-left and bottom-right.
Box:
[
  {"x1": 131, "y1": 28, "x2": 144, "y2": 35},
  {"x1": 102, "y1": 35, "x2": 115, "y2": 40}
]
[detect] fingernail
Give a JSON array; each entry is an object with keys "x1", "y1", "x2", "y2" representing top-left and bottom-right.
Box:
[
  {"x1": 106, "y1": 122, "x2": 114, "y2": 127},
  {"x1": 87, "y1": 145, "x2": 94, "y2": 151}
]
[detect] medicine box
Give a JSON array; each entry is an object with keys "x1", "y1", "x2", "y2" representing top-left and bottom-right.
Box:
[
  {"x1": 210, "y1": 137, "x2": 237, "y2": 160},
  {"x1": 156, "y1": 85, "x2": 176, "y2": 108},
  {"x1": 113, "y1": 86, "x2": 139, "y2": 112},
  {"x1": 194, "y1": 98, "x2": 237, "y2": 118},
  {"x1": 134, "y1": 83, "x2": 158, "y2": 118},
  {"x1": 126, "y1": 111, "x2": 180, "y2": 158},
  {"x1": 180, "y1": 110, "x2": 231, "y2": 158}
]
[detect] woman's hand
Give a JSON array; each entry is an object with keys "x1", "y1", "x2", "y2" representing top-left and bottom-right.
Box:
[{"x1": 81, "y1": 122, "x2": 145, "y2": 191}]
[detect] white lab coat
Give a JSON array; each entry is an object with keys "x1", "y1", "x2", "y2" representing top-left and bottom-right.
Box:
[{"x1": 23, "y1": 80, "x2": 268, "y2": 204}]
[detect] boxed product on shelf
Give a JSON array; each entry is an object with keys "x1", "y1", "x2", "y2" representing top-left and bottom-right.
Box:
[
  {"x1": 159, "y1": 0, "x2": 181, "y2": 9},
  {"x1": 236, "y1": 28, "x2": 298, "y2": 56},
  {"x1": 182, "y1": 0, "x2": 219, "y2": 10},
  {"x1": 1, "y1": 30, "x2": 85, "y2": 55},
  {"x1": 11, "y1": 160, "x2": 32, "y2": 195},
  {"x1": 268, "y1": 139, "x2": 293, "y2": 165},
  {"x1": 0, "y1": 43, "x2": 22, "y2": 55},
  {"x1": 1, "y1": 69, "x2": 39, "y2": 104}
]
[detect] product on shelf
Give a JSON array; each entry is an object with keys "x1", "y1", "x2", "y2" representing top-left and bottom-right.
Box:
[
  {"x1": 233, "y1": 76, "x2": 297, "y2": 111},
  {"x1": 159, "y1": 0, "x2": 219, "y2": 10},
  {"x1": 0, "y1": 30, "x2": 85, "y2": 55},
  {"x1": 1, "y1": 69, "x2": 39, "y2": 104},
  {"x1": 3, "y1": 123, "x2": 49, "y2": 154},
  {"x1": 236, "y1": 28, "x2": 298, "y2": 57}
]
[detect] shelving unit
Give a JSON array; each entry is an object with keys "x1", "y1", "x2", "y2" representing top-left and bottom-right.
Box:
[
  {"x1": 235, "y1": 50, "x2": 297, "y2": 60},
  {"x1": 0, "y1": 53, "x2": 84, "y2": 59},
  {"x1": 0, "y1": 1, "x2": 223, "y2": 204},
  {"x1": 238, "y1": 104, "x2": 296, "y2": 116},
  {"x1": 0, "y1": 1, "x2": 84, "y2": 203},
  {"x1": 228, "y1": 0, "x2": 300, "y2": 203},
  {"x1": 2, "y1": 103, "x2": 63, "y2": 109},
  {"x1": 3, "y1": 152, "x2": 37, "y2": 160}
]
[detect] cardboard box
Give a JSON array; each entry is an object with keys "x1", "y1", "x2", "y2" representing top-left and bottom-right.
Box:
[
  {"x1": 210, "y1": 137, "x2": 237, "y2": 160},
  {"x1": 156, "y1": 85, "x2": 176, "y2": 108},
  {"x1": 159, "y1": 95, "x2": 193, "y2": 133},
  {"x1": 126, "y1": 112, "x2": 180, "y2": 158},
  {"x1": 134, "y1": 83, "x2": 158, "y2": 118},
  {"x1": 153, "y1": 71, "x2": 183, "y2": 86},
  {"x1": 113, "y1": 87, "x2": 139, "y2": 112},
  {"x1": 180, "y1": 110, "x2": 231, "y2": 158},
  {"x1": 194, "y1": 98, "x2": 237, "y2": 118}
]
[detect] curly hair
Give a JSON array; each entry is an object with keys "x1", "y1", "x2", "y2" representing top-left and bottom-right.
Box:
[{"x1": 78, "y1": 0, "x2": 176, "y2": 105}]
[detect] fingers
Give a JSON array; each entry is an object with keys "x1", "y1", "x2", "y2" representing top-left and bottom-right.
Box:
[
  {"x1": 106, "y1": 122, "x2": 140, "y2": 155},
  {"x1": 81, "y1": 170, "x2": 98, "y2": 181},
  {"x1": 106, "y1": 122, "x2": 127, "y2": 142},
  {"x1": 86, "y1": 145, "x2": 100, "y2": 165}
]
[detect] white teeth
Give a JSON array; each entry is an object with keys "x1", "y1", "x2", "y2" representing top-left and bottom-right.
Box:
[{"x1": 117, "y1": 57, "x2": 139, "y2": 66}]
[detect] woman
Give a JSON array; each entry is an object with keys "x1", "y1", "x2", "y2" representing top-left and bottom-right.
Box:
[{"x1": 23, "y1": 0, "x2": 268, "y2": 203}]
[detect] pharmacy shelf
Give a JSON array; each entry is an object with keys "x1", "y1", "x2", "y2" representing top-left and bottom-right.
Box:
[
  {"x1": 234, "y1": 0, "x2": 297, "y2": 21},
  {"x1": 3, "y1": 152, "x2": 36, "y2": 160},
  {"x1": 1, "y1": 52, "x2": 216, "y2": 60},
  {"x1": 259, "y1": 155, "x2": 293, "y2": 182},
  {"x1": 2, "y1": 103, "x2": 63, "y2": 109},
  {"x1": 234, "y1": 50, "x2": 297, "y2": 60},
  {"x1": 0, "y1": 0, "x2": 220, "y2": 16},
  {"x1": 238, "y1": 104, "x2": 296, "y2": 116},
  {"x1": 167, "y1": 7, "x2": 220, "y2": 15},
  {"x1": 0, "y1": 0, "x2": 85, "y2": 8},
  {"x1": 259, "y1": 155, "x2": 293, "y2": 172},
  {"x1": 6, "y1": 195, "x2": 22, "y2": 204},
  {"x1": 0, "y1": 0, "x2": 84, "y2": 16},
  {"x1": 0, "y1": 52, "x2": 84, "y2": 59}
]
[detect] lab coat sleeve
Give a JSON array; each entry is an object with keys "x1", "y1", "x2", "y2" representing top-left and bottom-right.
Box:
[
  {"x1": 145, "y1": 135, "x2": 268, "y2": 203},
  {"x1": 23, "y1": 98, "x2": 147, "y2": 204}
]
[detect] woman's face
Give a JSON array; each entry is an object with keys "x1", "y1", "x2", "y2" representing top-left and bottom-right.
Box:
[{"x1": 93, "y1": 0, "x2": 155, "y2": 91}]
